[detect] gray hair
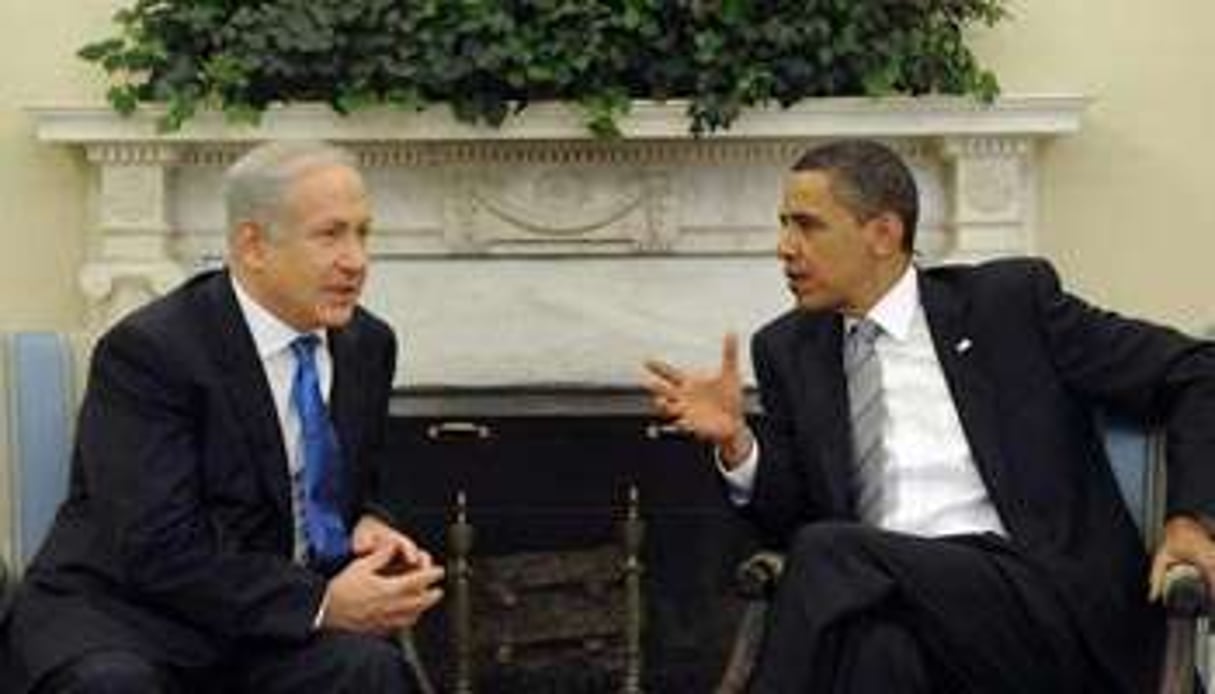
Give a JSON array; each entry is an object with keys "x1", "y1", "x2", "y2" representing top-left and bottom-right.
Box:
[
  {"x1": 223, "y1": 140, "x2": 358, "y2": 240},
  {"x1": 792, "y1": 139, "x2": 919, "y2": 253}
]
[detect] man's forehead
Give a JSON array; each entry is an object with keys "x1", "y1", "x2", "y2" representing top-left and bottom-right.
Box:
[
  {"x1": 780, "y1": 170, "x2": 835, "y2": 210},
  {"x1": 282, "y1": 165, "x2": 367, "y2": 204}
]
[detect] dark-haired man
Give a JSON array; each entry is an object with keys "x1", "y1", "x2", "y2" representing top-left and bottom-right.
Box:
[{"x1": 645, "y1": 139, "x2": 1215, "y2": 692}]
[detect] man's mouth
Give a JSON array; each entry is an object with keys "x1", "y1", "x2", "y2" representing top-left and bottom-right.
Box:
[{"x1": 327, "y1": 285, "x2": 361, "y2": 302}]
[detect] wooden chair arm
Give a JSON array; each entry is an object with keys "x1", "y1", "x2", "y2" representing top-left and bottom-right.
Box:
[
  {"x1": 735, "y1": 551, "x2": 786, "y2": 600},
  {"x1": 717, "y1": 551, "x2": 786, "y2": 694},
  {"x1": 396, "y1": 627, "x2": 437, "y2": 694},
  {"x1": 1159, "y1": 563, "x2": 1208, "y2": 694},
  {"x1": 1162, "y1": 563, "x2": 1208, "y2": 618}
]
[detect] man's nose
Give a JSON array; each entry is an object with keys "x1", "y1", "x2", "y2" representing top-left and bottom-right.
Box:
[
  {"x1": 776, "y1": 225, "x2": 796, "y2": 260},
  {"x1": 337, "y1": 234, "x2": 368, "y2": 272}
]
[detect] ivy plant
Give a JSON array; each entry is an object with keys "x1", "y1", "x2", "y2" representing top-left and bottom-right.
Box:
[{"x1": 79, "y1": 0, "x2": 1008, "y2": 136}]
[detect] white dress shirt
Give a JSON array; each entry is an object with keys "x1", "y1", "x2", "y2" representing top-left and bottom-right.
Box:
[
  {"x1": 722, "y1": 265, "x2": 1006, "y2": 537},
  {"x1": 230, "y1": 276, "x2": 333, "y2": 561}
]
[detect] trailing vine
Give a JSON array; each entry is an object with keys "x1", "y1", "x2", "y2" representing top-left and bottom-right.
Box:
[{"x1": 80, "y1": 0, "x2": 1008, "y2": 136}]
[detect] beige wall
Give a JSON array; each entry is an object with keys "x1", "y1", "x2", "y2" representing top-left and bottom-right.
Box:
[
  {"x1": 0, "y1": 1, "x2": 121, "y2": 331},
  {"x1": 974, "y1": 0, "x2": 1215, "y2": 332}
]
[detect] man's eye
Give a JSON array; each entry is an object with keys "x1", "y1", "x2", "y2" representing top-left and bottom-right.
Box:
[{"x1": 781, "y1": 213, "x2": 818, "y2": 232}]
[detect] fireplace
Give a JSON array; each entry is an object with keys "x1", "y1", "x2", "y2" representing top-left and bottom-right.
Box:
[{"x1": 384, "y1": 386, "x2": 758, "y2": 692}]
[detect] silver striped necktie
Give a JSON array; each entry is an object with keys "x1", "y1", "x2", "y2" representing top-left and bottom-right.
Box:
[{"x1": 845, "y1": 319, "x2": 885, "y2": 522}]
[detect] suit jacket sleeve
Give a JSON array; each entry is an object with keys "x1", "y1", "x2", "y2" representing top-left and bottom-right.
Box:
[
  {"x1": 1027, "y1": 259, "x2": 1215, "y2": 519},
  {"x1": 79, "y1": 322, "x2": 326, "y2": 643},
  {"x1": 746, "y1": 327, "x2": 822, "y2": 543}
]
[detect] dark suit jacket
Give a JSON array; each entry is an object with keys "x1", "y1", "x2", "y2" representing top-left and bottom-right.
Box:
[
  {"x1": 7, "y1": 269, "x2": 399, "y2": 690},
  {"x1": 745, "y1": 257, "x2": 1215, "y2": 694}
]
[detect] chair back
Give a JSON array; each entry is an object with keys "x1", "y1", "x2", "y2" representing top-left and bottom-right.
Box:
[
  {"x1": 1, "y1": 332, "x2": 86, "y2": 573},
  {"x1": 1100, "y1": 413, "x2": 1167, "y2": 550}
]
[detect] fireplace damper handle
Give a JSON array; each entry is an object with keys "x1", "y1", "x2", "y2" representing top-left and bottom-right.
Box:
[
  {"x1": 426, "y1": 421, "x2": 494, "y2": 441},
  {"x1": 644, "y1": 422, "x2": 686, "y2": 440}
]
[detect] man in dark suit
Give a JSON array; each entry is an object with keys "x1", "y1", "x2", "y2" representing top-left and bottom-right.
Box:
[
  {"x1": 644, "y1": 139, "x2": 1215, "y2": 692},
  {"x1": 4, "y1": 141, "x2": 444, "y2": 693}
]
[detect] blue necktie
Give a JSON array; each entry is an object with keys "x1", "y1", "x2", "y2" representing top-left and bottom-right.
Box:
[{"x1": 290, "y1": 335, "x2": 350, "y2": 572}]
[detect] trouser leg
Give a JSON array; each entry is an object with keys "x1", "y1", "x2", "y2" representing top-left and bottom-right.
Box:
[
  {"x1": 32, "y1": 650, "x2": 177, "y2": 694},
  {"x1": 229, "y1": 631, "x2": 412, "y2": 694},
  {"x1": 831, "y1": 614, "x2": 932, "y2": 694},
  {"x1": 751, "y1": 522, "x2": 1092, "y2": 694}
]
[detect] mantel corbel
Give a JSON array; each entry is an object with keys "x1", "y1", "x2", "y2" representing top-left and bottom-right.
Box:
[
  {"x1": 78, "y1": 142, "x2": 186, "y2": 332},
  {"x1": 939, "y1": 135, "x2": 1037, "y2": 260}
]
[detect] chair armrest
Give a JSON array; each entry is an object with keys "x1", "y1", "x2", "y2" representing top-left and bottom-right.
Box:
[
  {"x1": 735, "y1": 551, "x2": 785, "y2": 600},
  {"x1": 1158, "y1": 563, "x2": 1207, "y2": 694},
  {"x1": 718, "y1": 551, "x2": 786, "y2": 694},
  {"x1": 1162, "y1": 563, "x2": 1208, "y2": 618},
  {"x1": 395, "y1": 627, "x2": 436, "y2": 694},
  {"x1": 0, "y1": 554, "x2": 14, "y2": 624}
]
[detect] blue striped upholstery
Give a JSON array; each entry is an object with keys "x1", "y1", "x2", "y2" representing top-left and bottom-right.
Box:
[
  {"x1": 1, "y1": 332, "x2": 84, "y2": 572},
  {"x1": 1102, "y1": 415, "x2": 1163, "y2": 544}
]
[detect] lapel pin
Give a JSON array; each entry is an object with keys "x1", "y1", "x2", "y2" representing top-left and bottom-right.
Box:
[{"x1": 955, "y1": 338, "x2": 973, "y2": 354}]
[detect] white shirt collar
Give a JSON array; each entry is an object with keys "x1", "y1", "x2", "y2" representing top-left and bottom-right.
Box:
[
  {"x1": 230, "y1": 273, "x2": 326, "y2": 359},
  {"x1": 847, "y1": 263, "x2": 918, "y2": 343}
]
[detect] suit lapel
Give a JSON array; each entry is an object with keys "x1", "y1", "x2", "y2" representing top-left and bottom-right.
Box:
[
  {"x1": 327, "y1": 324, "x2": 362, "y2": 460},
  {"x1": 919, "y1": 272, "x2": 1010, "y2": 495},
  {"x1": 792, "y1": 314, "x2": 857, "y2": 517},
  {"x1": 327, "y1": 321, "x2": 363, "y2": 511},
  {"x1": 203, "y1": 272, "x2": 293, "y2": 518}
]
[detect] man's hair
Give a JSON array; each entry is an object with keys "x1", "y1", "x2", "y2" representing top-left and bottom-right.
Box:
[
  {"x1": 791, "y1": 139, "x2": 919, "y2": 252},
  {"x1": 223, "y1": 140, "x2": 358, "y2": 239}
]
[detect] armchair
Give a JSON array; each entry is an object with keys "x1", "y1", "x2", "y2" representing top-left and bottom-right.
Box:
[{"x1": 716, "y1": 416, "x2": 1210, "y2": 694}]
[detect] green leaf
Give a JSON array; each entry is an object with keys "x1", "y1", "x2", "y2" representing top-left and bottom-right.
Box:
[
  {"x1": 78, "y1": 38, "x2": 124, "y2": 63},
  {"x1": 106, "y1": 85, "x2": 139, "y2": 116}
]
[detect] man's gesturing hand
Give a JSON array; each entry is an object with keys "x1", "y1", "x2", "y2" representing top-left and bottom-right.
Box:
[{"x1": 643, "y1": 333, "x2": 753, "y2": 468}]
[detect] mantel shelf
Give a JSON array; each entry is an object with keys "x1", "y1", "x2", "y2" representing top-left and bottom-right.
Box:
[{"x1": 30, "y1": 95, "x2": 1088, "y2": 144}]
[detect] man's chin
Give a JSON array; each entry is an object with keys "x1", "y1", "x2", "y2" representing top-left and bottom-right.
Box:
[
  {"x1": 317, "y1": 304, "x2": 357, "y2": 328},
  {"x1": 792, "y1": 292, "x2": 833, "y2": 313}
]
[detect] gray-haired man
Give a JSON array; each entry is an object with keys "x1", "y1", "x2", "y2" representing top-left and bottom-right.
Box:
[{"x1": 6, "y1": 141, "x2": 443, "y2": 693}]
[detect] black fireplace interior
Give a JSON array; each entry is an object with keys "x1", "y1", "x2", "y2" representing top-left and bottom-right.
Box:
[{"x1": 382, "y1": 386, "x2": 762, "y2": 692}]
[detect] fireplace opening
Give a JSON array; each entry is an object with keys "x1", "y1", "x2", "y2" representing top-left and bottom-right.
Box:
[{"x1": 383, "y1": 386, "x2": 761, "y2": 692}]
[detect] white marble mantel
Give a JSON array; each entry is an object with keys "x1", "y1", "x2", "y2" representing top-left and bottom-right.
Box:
[{"x1": 31, "y1": 96, "x2": 1087, "y2": 386}]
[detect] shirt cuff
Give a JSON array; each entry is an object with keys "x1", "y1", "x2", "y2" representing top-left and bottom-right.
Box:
[
  {"x1": 717, "y1": 436, "x2": 759, "y2": 506},
  {"x1": 312, "y1": 586, "x2": 331, "y2": 631}
]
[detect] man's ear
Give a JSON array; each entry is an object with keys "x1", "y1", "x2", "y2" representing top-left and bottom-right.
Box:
[
  {"x1": 867, "y1": 212, "x2": 906, "y2": 257},
  {"x1": 231, "y1": 221, "x2": 268, "y2": 270}
]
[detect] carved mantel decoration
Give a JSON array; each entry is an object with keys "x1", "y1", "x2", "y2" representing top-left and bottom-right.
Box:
[{"x1": 32, "y1": 96, "x2": 1087, "y2": 386}]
